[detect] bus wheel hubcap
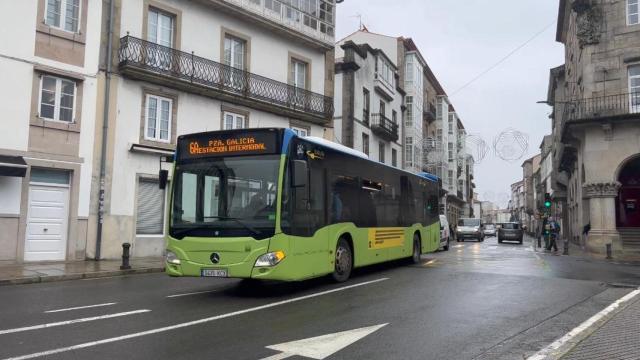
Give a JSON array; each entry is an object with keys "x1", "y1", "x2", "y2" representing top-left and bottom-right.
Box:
[{"x1": 336, "y1": 246, "x2": 350, "y2": 274}]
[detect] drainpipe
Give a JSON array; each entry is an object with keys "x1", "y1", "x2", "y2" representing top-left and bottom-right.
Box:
[{"x1": 95, "y1": 0, "x2": 115, "y2": 260}]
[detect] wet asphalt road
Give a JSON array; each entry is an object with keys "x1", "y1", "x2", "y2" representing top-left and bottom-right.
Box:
[{"x1": 1, "y1": 236, "x2": 639, "y2": 360}]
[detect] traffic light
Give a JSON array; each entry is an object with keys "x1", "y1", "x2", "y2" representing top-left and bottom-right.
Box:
[{"x1": 544, "y1": 193, "x2": 552, "y2": 209}]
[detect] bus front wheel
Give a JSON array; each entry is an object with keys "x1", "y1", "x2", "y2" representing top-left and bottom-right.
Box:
[
  {"x1": 332, "y1": 238, "x2": 353, "y2": 282},
  {"x1": 411, "y1": 234, "x2": 421, "y2": 264}
]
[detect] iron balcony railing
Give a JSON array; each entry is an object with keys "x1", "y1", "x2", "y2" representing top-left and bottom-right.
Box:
[
  {"x1": 118, "y1": 36, "x2": 333, "y2": 120},
  {"x1": 370, "y1": 113, "x2": 399, "y2": 141},
  {"x1": 563, "y1": 92, "x2": 640, "y2": 122},
  {"x1": 423, "y1": 102, "x2": 437, "y2": 121}
]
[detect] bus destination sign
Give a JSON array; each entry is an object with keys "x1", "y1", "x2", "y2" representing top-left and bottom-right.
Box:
[{"x1": 177, "y1": 130, "x2": 279, "y2": 160}]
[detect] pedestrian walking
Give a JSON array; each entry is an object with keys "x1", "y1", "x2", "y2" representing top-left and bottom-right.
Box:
[{"x1": 546, "y1": 217, "x2": 560, "y2": 252}]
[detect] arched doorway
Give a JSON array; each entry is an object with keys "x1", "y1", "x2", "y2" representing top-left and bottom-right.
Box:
[{"x1": 617, "y1": 156, "x2": 640, "y2": 229}]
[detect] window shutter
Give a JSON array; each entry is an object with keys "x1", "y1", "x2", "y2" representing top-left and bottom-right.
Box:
[{"x1": 136, "y1": 179, "x2": 165, "y2": 235}]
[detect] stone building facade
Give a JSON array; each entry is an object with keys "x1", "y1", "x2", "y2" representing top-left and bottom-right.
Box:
[{"x1": 549, "y1": 0, "x2": 640, "y2": 256}]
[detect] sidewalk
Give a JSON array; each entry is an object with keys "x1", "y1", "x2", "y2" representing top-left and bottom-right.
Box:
[
  {"x1": 561, "y1": 290, "x2": 640, "y2": 360},
  {"x1": 0, "y1": 257, "x2": 165, "y2": 286},
  {"x1": 530, "y1": 236, "x2": 640, "y2": 265}
]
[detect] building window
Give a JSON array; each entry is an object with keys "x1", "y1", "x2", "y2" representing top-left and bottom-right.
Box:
[
  {"x1": 437, "y1": 128, "x2": 443, "y2": 142},
  {"x1": 224, "y1": 35, "x2": 246, "y2": 70},
  {"x1": 363, "y1": 88, "x2": 370, "y2": 124},
  {"x1": 291, "y1": 58, "x2": 308, "y2": 89},
  {"x1": 379, "y1": 100, "x2": 386, "y2": 116},
  {"x1": 362, "y1": 133, "x2": 369, "y2": 156},
  {"x1": 630, "y1": 65, "x2": 640, "y2": 112},
  {"x1": 379, "y1": 141, "x2": 385, "y2": 163},
  {"x1": 39, "y1": 75, "x2": 76, "y2": 122},
  {"x1": 392, "y1": 148, "x2": 397, "y2": 167},
  {"x1": 406, "y1": 96, "x2": 413, "y2": 126},
  {"x1": 291, "y1": 126, "x2": 309, "y2": 137},
  {"x1": 148, "y1": 8, "x2": 174, "y2": 47},
  {"x1": 145, "y1": 94, "x2": 172, "y2": 142},
  {"x1": 405, "y1": 137, "x2": 413, "y2": 167},
  {"x1": 45, "y1": 0, "x2": 80, "y2": 33},
  {"x1": 448, "y1": 114, "x2": 454, "y2": 134},
  {"x1": 448, "y1": 170, "x2": 454, "y2": 187},
  {"x1": 136, "y1": 178, "x2": 165, "y2": 235},
  {"x1": 223, "y1": 111, "x2": 247, "y2": 130},
  {"x1": 377, "y1": 56, "x2": 393, "y2": 87},
  {"x1": 448, "y1": 142, "x2": 454, "y2": 161},
  {"x1": 392, "y1": 110, "x2": 397, "y2": 124},
  {"x1": 629, "y1": 0, "x2": 639, "y2": 25}
]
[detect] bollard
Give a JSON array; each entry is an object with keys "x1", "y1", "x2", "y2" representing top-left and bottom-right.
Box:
[
  {"x1": 563, "y1": 239, "x2": 569, "y2": 255},
  {"x1": 606, "y1": 243, "x2": 612, "y2": 260},
  {"x1": 120, "y1": 242, "x2": 131, "y2": 270}
]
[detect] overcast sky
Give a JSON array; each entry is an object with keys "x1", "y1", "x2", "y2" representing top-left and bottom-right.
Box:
[{"x1": 335, "y1": 0, "x2": 565, "y2": 208}]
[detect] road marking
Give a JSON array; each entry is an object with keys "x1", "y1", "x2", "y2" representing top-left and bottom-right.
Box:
[
  {"x1": 2, "y1": 278, "x2": 388, "y2": 360},
  {"x1": 0, "y1": 310, "x2": 151, "y2": 336},
  {"x1": 166, "y1": 290, "x2": 217, "y2": 298},
  {"x1": 527, "y1": 288, "x2": 640, "y2": 360},
  {"x1": 44, "y1": 303, "x2": 117, "y2": 313},
  {"x1": 422, "y1": 259, "x2": 437, "y2": 267},
  {"x1": 260, "y1": 323, "x2": 388, "y2": 360}
]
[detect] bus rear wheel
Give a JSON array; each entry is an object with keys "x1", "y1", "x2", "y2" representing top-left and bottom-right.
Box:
[{"x1": 332, "y1": 238, "x2": 353, "y2": 283}]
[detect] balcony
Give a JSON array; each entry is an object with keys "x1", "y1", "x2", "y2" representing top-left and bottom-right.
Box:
[
  {"x1": 423, "y1": 102, "x2": 437, "y2": 122},
  {"x1": 563, "y1": 92, "x2": 640, "y2": 123},
  {"x1": 370, "y1": 113, "x2": 399, "y2": 142},
  {"x1": 118, "y1": 36, "x2": 333, "y2": 123},
  {"x1": 195, "y1": 0, "x2": 335, "y2": 48}
]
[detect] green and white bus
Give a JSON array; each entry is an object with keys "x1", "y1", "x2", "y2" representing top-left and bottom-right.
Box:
[{"x1": 163, "y1": 128, "x2": 441, "y2": 282}]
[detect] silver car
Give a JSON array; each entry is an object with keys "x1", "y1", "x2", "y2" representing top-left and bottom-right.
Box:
[{"x1": 456, "y1": 218, "x2": 484, "y2": 242}]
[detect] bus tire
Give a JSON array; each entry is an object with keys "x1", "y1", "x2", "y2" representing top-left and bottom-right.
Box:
[
  {"x1": 332, "y1": 238, "x2": 353, "y2": 283},
  {"x1": 443, "y1": 237, "x2": 450, "y2": 251},
  {"x1": 411, "y1": 234, "x2": 421, "y2": 264}
]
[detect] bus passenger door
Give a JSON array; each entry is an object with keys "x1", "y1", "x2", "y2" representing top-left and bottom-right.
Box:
[{"x1": 289, "y1": 158, "x2": 329, "y2": 278}]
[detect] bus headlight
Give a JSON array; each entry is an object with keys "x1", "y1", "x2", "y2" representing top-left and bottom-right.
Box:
[
  {"x1": 255, "y1": 251, "x2": 285, "y2": 267},
  {"x1": 166, "y1": 251, "x2": 181, "y2": 265}
]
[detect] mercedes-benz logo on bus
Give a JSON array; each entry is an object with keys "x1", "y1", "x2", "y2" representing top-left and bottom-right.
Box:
[{"x1": 210, "y1": 253, "x2": 221, "y2": 264}]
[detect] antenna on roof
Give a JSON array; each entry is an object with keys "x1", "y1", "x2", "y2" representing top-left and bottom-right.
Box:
[{"x1": 350, "y1": 13, "x2": 364, "y2": 31}]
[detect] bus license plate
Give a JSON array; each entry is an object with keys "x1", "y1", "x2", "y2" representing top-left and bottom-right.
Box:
[{"x1": 201, "y1": 269, "x2": 227, "y2": 277}]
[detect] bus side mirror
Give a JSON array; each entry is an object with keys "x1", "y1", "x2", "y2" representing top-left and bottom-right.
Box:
[
  {"x1": 292, "y1": 160, "x2": 308, "y2": 188},
  {"x1": 159, "y1": 169, "x2": 169, "y2": 190}
]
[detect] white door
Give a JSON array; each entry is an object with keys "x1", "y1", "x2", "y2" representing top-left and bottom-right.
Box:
[{"x1": 24, "y1": 185, "x2": 70, "y2": 261}]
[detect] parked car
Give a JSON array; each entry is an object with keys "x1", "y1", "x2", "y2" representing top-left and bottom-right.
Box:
[
  {"x1": 439, "y1": 215, "x2": 450, "y2": 251},
  {"x1": 456, "y1": 218, "x2": 484, "y2": 242},
  {"x1": 484, "y1": 223, "x2": 496, "y2": 237},
  {"x1": 498, "y1": 222, "x2": 524, "y2": 244}
]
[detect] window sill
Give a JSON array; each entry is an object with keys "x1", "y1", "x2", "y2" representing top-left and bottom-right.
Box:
[
  {"x1": 35, "y1": 25, "x2": 86, "y2": 44},
  {"x1": 30, "y1": 118, "x2": 81, "y2": 133}
]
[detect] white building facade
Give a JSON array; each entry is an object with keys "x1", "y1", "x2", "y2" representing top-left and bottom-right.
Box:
[
  {"x1": 0, "y1": 0, "x2": 102, "y2": 262},
  {"x1": 333, "y1": 41, "x2": 403, "y2": 166},
  {"x1": 90, "y1": 0, "x2": 336, "y2": 259}
]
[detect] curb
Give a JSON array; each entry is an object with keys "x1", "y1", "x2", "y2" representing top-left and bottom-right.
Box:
[
  {"x1": 0, "y1": 266, "x2": 165, "y2": 286},
  {"x1": 527, "y1": 288, "x2": 640, "y2": 360}
]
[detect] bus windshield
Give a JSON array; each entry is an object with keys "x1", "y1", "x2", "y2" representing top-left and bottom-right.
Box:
[{"x1": 170, "y1": 155, "x2": 280, "y2": 239}]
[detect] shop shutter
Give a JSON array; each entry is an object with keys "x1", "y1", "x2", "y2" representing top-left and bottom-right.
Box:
[{"x1": 136, "y1": 179, "x2": 164, "y2": 235}]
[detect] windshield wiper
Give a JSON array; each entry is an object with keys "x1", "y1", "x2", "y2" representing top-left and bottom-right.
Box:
[{"x1": 202, "y1": 215, "x2": 263, "y2": 237}]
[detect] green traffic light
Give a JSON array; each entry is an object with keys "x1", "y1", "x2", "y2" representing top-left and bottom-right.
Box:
[{"x1": 544, "y1": 201, "x2": 552, "y2": 208}]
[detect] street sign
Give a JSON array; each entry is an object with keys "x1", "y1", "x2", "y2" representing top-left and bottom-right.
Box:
[{"x1": 259, "y1": 323, "x2": 388, "y2": 360}]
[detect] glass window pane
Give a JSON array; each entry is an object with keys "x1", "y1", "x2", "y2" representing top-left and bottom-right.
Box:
[
  {"x1": 64, "y1": 0, "x2": 80, "y2": 32},
  {"x1": 148, "y1": 10, "x2": 158, "y2": 42},
  {"x1": 41, "y1": 89, "x2": 56, "y2": 106},
  {"x1": 46, "y1": 0, "x2": 61, "y2": 27},
  {"x1": 30, "y1": 168, "x2": 70, "y2": 184},
  {"x1": 225, "y1": 114, "x2": 234, "y2": 129},
  {"x1": 40, "y1": 104, "x2": 55, "y2": 119},
  {"x1": 147, "y1": 97, "x2": 157, "y2": 138},
  {"x1": 60, "y1": 93, "x2": 74, "y2": 109},
  {"x1": 42, "y1": 77, "x2": 57, "y2": 93},
  {"x1": 631, "y1": 14, "x2": 639, "y2": 24},
  {"x1": 61, "y1": 80, "x2": 75, "y2": 95},
  {"x1": 59, "y1": 107, "x2": 73, "y2": 122}
]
